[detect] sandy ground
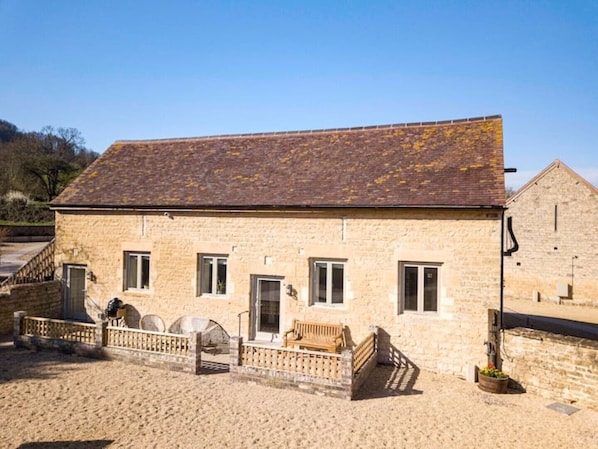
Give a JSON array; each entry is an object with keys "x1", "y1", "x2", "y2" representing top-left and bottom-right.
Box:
[{"x1": 1, "y1": 339, "x2": 597, "y2": 449}]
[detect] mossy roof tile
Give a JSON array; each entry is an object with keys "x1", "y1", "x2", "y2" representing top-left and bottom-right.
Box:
[{"x1": 52, "y1": 116, "x2": 505, "y2": 209}]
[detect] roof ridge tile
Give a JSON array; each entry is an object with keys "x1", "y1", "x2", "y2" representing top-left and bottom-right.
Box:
[{"x1": 114, "y1": 115, "x2": 502, "y2": 145}]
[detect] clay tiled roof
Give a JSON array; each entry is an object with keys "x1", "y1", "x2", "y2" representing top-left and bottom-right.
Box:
[{"x1": 52, "y1": 116, "x2": 505, "y2": 209}]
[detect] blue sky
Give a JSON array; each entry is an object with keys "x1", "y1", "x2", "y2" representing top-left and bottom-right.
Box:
[{"x1": 1, "y1": 1, "x2": 596, "y2": 190}]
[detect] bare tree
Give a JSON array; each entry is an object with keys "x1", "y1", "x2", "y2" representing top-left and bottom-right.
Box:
[{"x1": 17, "y1": 127, "x2": 98, "y2": 201}]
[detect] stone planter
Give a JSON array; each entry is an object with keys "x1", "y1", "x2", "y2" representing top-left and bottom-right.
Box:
[{"x1": 478, "y1": 373, "x2": 509, "y2": 394}]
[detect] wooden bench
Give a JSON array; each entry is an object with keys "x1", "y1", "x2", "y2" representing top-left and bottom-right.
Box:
[{"x1": 283, "y1": 319, "x2": 345, "y2": 353}]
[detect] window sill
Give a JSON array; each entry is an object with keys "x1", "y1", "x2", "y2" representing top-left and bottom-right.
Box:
[
  {"x1": 399, "y1": 310, "x2": 440, "y2": 317},
  {"x1": 310, "y1": 303, "x2": 347, "y2": 310},
  {"x1": 123, "y1": 289, "x2": 152, "y2": 296},
  {"x1": 199, "y1": 294, "x2": 228, "y2": 299}
]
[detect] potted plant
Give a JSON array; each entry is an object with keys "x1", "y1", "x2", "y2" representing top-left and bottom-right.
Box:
[
  {"x1": 217, "y1": 280, "x2": 226, "y2": 294},
  {"x1": 478, "y1": 363, "x2": 509, "y2": 394}
]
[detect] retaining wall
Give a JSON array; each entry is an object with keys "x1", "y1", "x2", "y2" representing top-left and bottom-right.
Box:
[
  {"x1": 502, "y1": 327, "x2": 598, "y2": 410},
  {"x1": 0, "y1": 281, "x2": 62, "y2": 334}
]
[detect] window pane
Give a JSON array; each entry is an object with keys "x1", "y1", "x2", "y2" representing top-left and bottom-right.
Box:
[
  {"x1": 331, "y1": 263, "x2": 344, "y2": 304},
  {"x1": 216, "y1": 258, "x2": 227, "y2": 294},
  {"x1": 259, "y1": 280, "x2": 280, "y2": 333},
  {"x1": 423, "y1": 267, "x2": 438, "y2": 311},
  {"x1": 201, "y1": 258, "x2": 213, "y2": 294},
  {"x1": 404, "y1": 266, "x2": 418, "y2": 311},
  {"x1": 127, "y1": 254, "x2": 138, "y2": 289},
  {"x1": 315, "y1": 262, "x2": 327, "y2": 303},
  {"x1": 141, "y1": 255, "x2": 150, "y2": 289}
]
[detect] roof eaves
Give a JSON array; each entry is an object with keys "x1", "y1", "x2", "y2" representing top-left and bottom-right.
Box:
[{"x1": 51, "y1": 203, "x2": 505, "y2": 212}]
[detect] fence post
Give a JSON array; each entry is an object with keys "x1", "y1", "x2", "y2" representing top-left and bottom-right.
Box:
[
  {"x1": 188, "y1": 331, "x2": 202, "y2": 375},
  {"x1": 95, "y1": 320, "x2": 107, "y2": 347},
  {"x1": 13, "y1": 311, "x2": 26, "y2": 347},
  {"x1": 341, "y1": 348, "x2": 354, "y2": 399},
  {"x1": 229, "y1": 336, "x2": 243, "y2": 370},
  {"x1": 369, "y1": 325, "x2": 379, "y2": 353},
  {"x1": 487, "y1": 308, "x2": 501, "y2": 369}
]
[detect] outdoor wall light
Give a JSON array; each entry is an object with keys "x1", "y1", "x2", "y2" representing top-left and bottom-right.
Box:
[{"x1": 286, "y1": 284, "x2": 297, "y2": 298}]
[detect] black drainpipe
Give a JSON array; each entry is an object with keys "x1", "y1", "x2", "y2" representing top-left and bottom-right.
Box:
[
  {"x1": 500, "y1": 209, "x2": 505, "y2": 331},
  {"x1": 501, "y1": 167, "x2": 518, "y2": 330}
]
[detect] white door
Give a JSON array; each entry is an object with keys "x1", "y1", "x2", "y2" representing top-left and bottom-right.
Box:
[{"x1": 251, "y1": 277, "x2": 283, "y2": 342}]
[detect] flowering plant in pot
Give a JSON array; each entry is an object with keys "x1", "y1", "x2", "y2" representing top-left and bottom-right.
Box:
[
  {"x1": 478, "y1": 363, "x2": 509, "y2": 393},
  {"x1": 479, "y1": 363, "x2": 508, "y2": 379}
]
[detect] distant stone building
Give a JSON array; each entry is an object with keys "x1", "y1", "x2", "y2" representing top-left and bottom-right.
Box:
[
  {"x1": 504, "y1": 160, "x2": 598, "y2": 305},
  {"x1": 51, "y1": 115, "x2": 505, "y2": 377}
]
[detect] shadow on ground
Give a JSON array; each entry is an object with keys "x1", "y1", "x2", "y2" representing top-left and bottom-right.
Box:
[
  {"x1": 354, "y1": 364, "x2": 423, "y2": 400},
  {"x1": 354, "y1": 328, "x2": 422, "y2": 400},
  {"x1": 0, "y1": 335, "x2": 102, "y2": 384}
]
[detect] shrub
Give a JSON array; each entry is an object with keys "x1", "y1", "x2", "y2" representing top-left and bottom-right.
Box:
[{"x1": 0, "y1": 196, "x2": 54, "y2": 223}]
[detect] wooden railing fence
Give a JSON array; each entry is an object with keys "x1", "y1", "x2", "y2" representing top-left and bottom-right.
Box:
[
  {"x1": 241, "y1": 344, "x2": 343, "y2": 380},
  {"x1": 107, "y1": 326, "x2": 189, "y2": 355},
  {"x1": 353, "y1": 331, "x2": 376, "y2": 373},
  {"x1": 1, "y1": 239, "x2": 55, "y2": 288},
  {"x1": 14, "y1": 312, "x2": 201, "y2": 374},
  {"x1": 23, "y1": 316, "x2": 95, "y2": 343},
  {"x1": 15, "y1": 313, "x2": 379, "y2": 398},
  {"x1": 231, "y1": 328, "x2": 378, "y2": 399}
]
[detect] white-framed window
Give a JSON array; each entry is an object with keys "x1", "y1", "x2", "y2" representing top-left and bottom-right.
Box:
[
  {"x1": 311, "y1": 259, "x2": 346, "y2": 306},
  {"x1": 198, "y1": 254, "x2": 228, "y2": 296},
  {"x1": 399, "y1": 262, "x2": 440, "y2": 313},
  {"x1": 124, "y1": 252, "x2": 150, "y2": 291}
]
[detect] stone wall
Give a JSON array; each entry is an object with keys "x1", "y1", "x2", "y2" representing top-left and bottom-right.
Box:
[
  {"x1": 0, "y1": 281, "x2": 62, "y2": 334},
  {"x1": 54, "y1": 207, "x2": 502, "y2": 378},
  {"x1": 505, "y1": 163, "x2": 598, "y2": 305},
  {"x1": 502, "y1": 328, "x2": 598, "y2": 410}
]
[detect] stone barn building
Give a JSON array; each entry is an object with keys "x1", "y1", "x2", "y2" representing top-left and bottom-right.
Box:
[
  {"x1": 504, "y1": 159, "x2": 598, "y2": 305},
  {"x1": 51, "y1": 115, "x2": 505, "y2": 377}
]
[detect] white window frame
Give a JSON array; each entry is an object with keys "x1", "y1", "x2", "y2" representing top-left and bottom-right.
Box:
[
  {"x1": 124, "y1": 251, "x2": 151, "y2": 292},
  {"x1": 198, "y1": 254, "x2": 228, "y2": 297},
  {"x1": 310, "y1": 259, "x2": 346, "y2": 307},
  {"x1": 399, "y1": 262, "x2": 441, "y2": 314}
]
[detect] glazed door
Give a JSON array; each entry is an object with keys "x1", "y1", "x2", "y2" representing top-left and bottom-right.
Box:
[
  {"x1": 251, "y1": 277, "x2": 283, "y2": 342},
  {"x1": 64, "y1": 265, "x2": 87, "y2": 321}
]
